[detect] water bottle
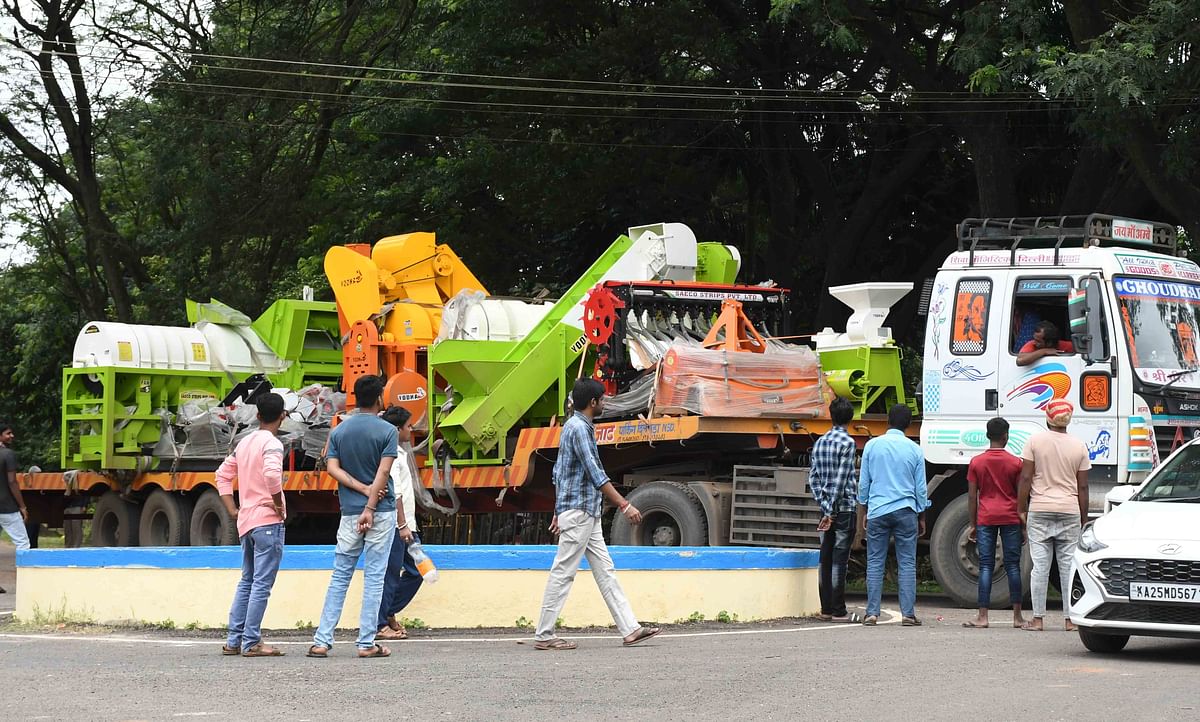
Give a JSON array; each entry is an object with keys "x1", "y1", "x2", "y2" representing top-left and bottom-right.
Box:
[{"x1": 409, "y1": 541, "x2": 439, "y2": 583}]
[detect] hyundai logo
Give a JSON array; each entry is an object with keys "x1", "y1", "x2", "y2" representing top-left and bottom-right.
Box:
[{"x1": 1159, "y1": 543, "x2": 1183, "y2": 555}]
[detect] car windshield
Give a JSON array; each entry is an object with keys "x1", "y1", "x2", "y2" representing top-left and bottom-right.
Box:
[
  {"x1": 1114, "y1": 277, "x2": 1200, "y2": 388},
  {"x1": 1133, "y1": 444, "x2": 1200, "y2": 501}
]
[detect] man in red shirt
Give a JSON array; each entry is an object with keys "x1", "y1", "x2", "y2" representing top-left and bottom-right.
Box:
[
  {"x1": 1016, "y1": 321, "x2": 1074, "y2": 366},
  {"x1": 963, "y1": 417, "x2": 1026, "y2": 629}
]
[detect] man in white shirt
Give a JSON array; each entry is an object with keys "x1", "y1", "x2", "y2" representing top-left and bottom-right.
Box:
[{"x1": 376, "y1": 406, "x2": 422, "y2": 640}]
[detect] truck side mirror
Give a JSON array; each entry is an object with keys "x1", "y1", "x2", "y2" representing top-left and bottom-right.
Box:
[{"x1": 1069, "y1": 276, "x2": 1109, "y2": 363}]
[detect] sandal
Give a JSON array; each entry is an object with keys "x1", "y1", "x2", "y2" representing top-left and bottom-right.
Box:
[
  {"x1": 902, "y1": 617, "x2": 922, "y2": 627},
  {"x1": 376, "y1": 626, "x2": 408, "y2": 640},
  {"x1": 221, "y1": 644, "x2": 240, "y2": 656},
  {"x1": 534, "y1": 638, "x2": 578, "y2": 651},
  {"x1": 358, "y1": 644, "x2": 391, "y2": 658},
  {"x1": 622, "y1": 626, "x2": 662, "y2": 647},
  {"x1": 386, "y1": 615, "x2": 402, "y2": 632},
  {"x1": 831, "y1": 613, "x2": 862, "y2": 624},
  {"x1": 817, "y1": 613, "x2": 834, "y2": 622},
  {"x1": 242, "y1": 643, "x2": 284, "y2": 657},
  {"x1": 862, "y1": 615, "x2": 878, "y2": 626},
  {"x1": 962, "y1": 621, "x2": 988, "y2": 628},
  {"x1": 306, "y1": 645, "x2": 330, "y2": 658}
]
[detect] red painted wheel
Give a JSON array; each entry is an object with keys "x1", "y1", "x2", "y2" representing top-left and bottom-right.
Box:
[{"x1": 583, "y1": 286, "x2": 624, "y2": 346}]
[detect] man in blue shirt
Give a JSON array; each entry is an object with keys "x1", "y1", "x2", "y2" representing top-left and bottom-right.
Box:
[
  {"x1": 533, "y1": 379, "x2": 662, "y2": 650},
  {"x1": 809, "y1": 398, "x2": 860, "y2": 622},
  {"x1": 857, "y1": 404, "x2": 928, "y2": 626},
  {"x1": 309, "y1": 374, "x2": 399, "y2": 659}
]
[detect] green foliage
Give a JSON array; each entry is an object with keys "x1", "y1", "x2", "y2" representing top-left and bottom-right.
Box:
[
  {"x1": 716, "y1": 610, "x2": 738, "y2": 624},
  {"x1": 399, "y1": 617, "x2": 428, "y2": 630},
  {"x1": 514, "y1": 616, "x2": 533, "y2": 629},
  {"x1": 674, "y1": 611, "x2": 706, "y2": 624}
]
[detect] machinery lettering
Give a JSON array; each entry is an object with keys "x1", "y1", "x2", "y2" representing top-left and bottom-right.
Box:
[{"x1": 340, "y1": 269, "x2": 363, "y2": 287}]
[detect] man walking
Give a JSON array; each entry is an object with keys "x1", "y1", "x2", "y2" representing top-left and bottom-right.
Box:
[
  {"x1": 533, "y1": 379, "x2": 661, "y2": 650},
  {"x1": 0, "y1": 423, "x2": 30, "y2": 593},
  {"x1": 963, "y1": 417, "x2": 1026, "y2": 629},
  {"x1": 857, "y1": 404, "x2": 928, "y2": 626},
  {"x1": 309, "y1": 375, "x2": 399, "y2": 659},
  {"x1": 809, "y1": 398, "x2": 860, "y2": 623},
  {"x1": 1019, "y1": 399, "x2": 1089, "y2": 632},
  {"x1": 217, "y1": 393, "x2": 288, "y2": 657},
  {"x1": 376, "y1": 406, "x2": 422, "y2": 641}
]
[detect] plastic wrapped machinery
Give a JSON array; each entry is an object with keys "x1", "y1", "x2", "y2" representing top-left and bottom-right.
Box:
[{"x1": 654, "y1": 342, "x2": 826, "y2": 417}]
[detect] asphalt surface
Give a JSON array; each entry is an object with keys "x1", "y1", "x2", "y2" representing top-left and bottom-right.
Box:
[{"x1": 2, "y1": 542, "x2": 1199, "y2": 720}]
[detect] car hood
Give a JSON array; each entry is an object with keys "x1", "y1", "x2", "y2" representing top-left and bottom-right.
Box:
[{"x1": 1097, "y1": 501, "x2": 1200, "y2": 542}]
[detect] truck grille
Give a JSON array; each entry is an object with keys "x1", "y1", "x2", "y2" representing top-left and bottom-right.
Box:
[
  {"x1": 1086, "y1": 602, "x2": 1200, "y2": 626},
  {"x1": 1097, "y1": 558, "x2": 1200, "y2": 596}
]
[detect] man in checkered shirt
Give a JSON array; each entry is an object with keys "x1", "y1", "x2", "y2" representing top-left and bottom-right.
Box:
[{"x1": 809, "y1": 397, "x2": 860, "y2": 622}]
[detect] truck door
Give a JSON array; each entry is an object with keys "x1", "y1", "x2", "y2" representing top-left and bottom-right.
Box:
[
  {"x1": 921, "y1": 271, "x2": 1011, "y2": 465},
  {"x1": 995, "y1": 275, "x2": 1117, "y2": 476}
]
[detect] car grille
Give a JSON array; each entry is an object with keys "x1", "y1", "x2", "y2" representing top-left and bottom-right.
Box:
[
  {"x1": 1086, "y1": 602, "x2": 1200, "y2": 626},
  {"x1": 1096, "y1": 558, "x2": 1200, "y2": 596}
]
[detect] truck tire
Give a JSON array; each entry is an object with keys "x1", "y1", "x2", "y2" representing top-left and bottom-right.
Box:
[
  {"x1": 610, "y1": 481, "x2": 707, "y2": 546},
  {"x1": 139, "y1": 490, "x2": 194, "y2": 547},
  {"x1": 1078, "y1": 628, "x2": 1129, "y2": 653},
  {"x1": 90, "y1": 491, "x2": 141, "y2": 547},
  {"x1": 930, "y1": 494, "x2": 1030, "y2": 608},
  {"x1": 189, "y1": 489, "x2": 238, "y2": 546}
]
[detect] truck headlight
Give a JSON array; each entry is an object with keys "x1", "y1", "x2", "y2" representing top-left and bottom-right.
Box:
[{"x1": 1079, "y1": 523, "x2": 1108, "y2": 553}]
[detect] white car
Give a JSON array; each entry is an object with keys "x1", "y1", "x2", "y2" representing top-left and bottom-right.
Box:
[{"x1": 1071, "y1": 439, "x2": 1200, "y2": 653}]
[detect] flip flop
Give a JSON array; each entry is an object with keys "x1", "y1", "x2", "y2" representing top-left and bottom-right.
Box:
[
  {"x1": 306, "y1": 645, "x2": 330, "y2": 658},
  {"x1": 1020, "y1": 623, "x2": 1044, "y2": 632},
  {"x1": 534, "y1": 638, "x2": 577, "y2": 651},
  {"x1": 358, "y1": 644, "x2": 391, "y2": 658},
  {"x1": 221, "y1": 645, "x2": 240, "y2": 656},
  {"x1": 376, "y1": 626, "x2": 408, "y2": 640},
  {"x1": 831, "y1": 613, "x2": 863, "y2": 624},
  {"x1": 623, "y1": 626, "x2": 662, "y2": 646},
  {"x1": 902, "y1": 617, "x2": 922, "y2": 627},
  {"x1": 386, "y1": 615, "x2": 402, "y2": 632},
  {"x1": 242, "y1": 643, "x2": 285, "y2": 657},
  {"x1": 817, "y1": 614, "x2": 834, "y2": 622},
  {"x1": 862, "y1": 616, "x2": 878, "y2": 626},
  {"x1": 961, "y1": 621, "x2": 988, "y2": 628}
]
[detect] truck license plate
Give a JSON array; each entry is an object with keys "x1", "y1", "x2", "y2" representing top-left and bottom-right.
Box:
[{"x1": 1129, "y1": 582, "x2": 1200, "y2": 604}]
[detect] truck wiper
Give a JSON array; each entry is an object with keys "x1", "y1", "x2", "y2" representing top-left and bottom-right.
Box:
[{"x1": 1142, "y1": 368, "x2": 1198, "y2": 393}]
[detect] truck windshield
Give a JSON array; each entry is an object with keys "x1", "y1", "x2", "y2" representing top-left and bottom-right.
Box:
[{"x1": 1114, "y1": 276, "x2": 1200, "y2": 388}]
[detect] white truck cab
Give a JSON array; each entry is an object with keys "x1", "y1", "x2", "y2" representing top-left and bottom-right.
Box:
[{"x1": 920, "y1": 215, "x2": 1200, "y2": 604}]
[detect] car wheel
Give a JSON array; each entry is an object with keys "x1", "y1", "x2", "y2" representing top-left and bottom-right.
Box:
[{"x1": 1078, "y1": 627, "x2": 1129, "y2": 653}]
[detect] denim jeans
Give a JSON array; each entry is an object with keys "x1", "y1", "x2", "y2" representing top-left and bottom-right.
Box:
[
  {"x1": 226, "y1": 522, "x2": 285, "y2": 651},
  {"x1": 376, "y1": 530, "x2": 424, "y2": 630},
  {"x1": 976, "y1": 523, "x2": 1023, "y2": 609},
  {"x1": 818, "y1": 511, "x2": 854, "y2": 616},
  {"x1": 0, "y1": 512, "x2": 30, "y2": 551},
  {"x1": 1027, "y1": 511, "x2": 1080, "y2": 619},
  {"x1": 865, "y1": 508, "x2": 919, "y2": 619},
  {"x1": 313, "y1": 510, "x2": 396, "y2": 650}
]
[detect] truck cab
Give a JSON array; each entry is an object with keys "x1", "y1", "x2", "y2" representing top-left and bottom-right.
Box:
[{"x1": 921, "y1": 214, "x2": 1200, "y2": 604}]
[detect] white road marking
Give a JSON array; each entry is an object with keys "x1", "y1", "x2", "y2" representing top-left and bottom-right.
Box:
[{"x1": 0, "y1": 609, "x2": 900, "y2": 647}]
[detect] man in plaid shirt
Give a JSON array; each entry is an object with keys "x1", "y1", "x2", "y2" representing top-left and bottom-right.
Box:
[{"x1": 809, "y1": 398, "x2": 860, "y2": 622}]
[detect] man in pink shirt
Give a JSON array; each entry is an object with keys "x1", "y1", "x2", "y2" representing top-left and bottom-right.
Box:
[{"x1": 217, "y1": 393, "x2": 288, "y2": 657}]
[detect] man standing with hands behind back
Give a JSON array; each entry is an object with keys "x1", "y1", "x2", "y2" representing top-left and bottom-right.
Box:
[{"x1": 532, "y1": 379, "x2": 662, "y2": 651}]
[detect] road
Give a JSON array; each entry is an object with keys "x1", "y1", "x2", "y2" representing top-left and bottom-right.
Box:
[{"x1": 1, "y1": 588, "x2": 1198, "y2": 721}]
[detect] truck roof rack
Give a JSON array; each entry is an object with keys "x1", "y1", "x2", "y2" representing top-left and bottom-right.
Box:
[{"x1": 956, "y1": 214, "x2": 1178, "y2": 267}]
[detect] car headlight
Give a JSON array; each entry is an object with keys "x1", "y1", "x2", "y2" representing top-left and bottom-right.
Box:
[{"x1": 1079, "y1": 523, "x2": 1108, "y2": 553}]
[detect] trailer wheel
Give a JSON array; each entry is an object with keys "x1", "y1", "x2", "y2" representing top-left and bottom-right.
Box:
[
  {"x1": 930, "y1": 494, "x2": 1030, "y2": 608},
  {"x1": 610, "y1": 482, "x2": 707, "y2": 546},
  {"x1": 139, "y1": 490, "x2": 194, "y2": 547},
  {"x1": 90, "y1": 492, "x2": 141, "y2": 547},
  {"x1": 190, "y1": 489, "x2": 238, "y2": 546}
]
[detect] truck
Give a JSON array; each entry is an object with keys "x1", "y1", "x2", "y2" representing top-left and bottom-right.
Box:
[{"x1": 17, "y1": 213, "x2": 1198, "y2": 608}]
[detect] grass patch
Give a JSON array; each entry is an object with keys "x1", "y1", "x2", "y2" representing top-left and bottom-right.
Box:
[
  {"x1": 399, "y1": 617, "x2": 428, "y2": 630},
  {"x1": 27, "y1": 598, "x2": 96, "y2": 627},
  {"x1": 514, "y1": 616, "x2": 533, "y2": 629}
]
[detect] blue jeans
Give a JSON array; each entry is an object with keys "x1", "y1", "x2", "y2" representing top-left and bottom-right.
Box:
[
  {"x1": 226, "y1": 523, "x2": 285, "y2": 651},
  {"x1": 865, "y1": 508, "x2": 918, "y2": 619},
  {"x1": 976, "y1": 523, "x2": 1023, "y2": 609},
  {"x1": 313, "y1": 511, "x2": 396, "y2": 650},
  {"x1": 818, "y1": 511, "x2": 854, "y2": 616},
  {"x1": 376, "y1": 530, "x2": 424, "y2": 630}
]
